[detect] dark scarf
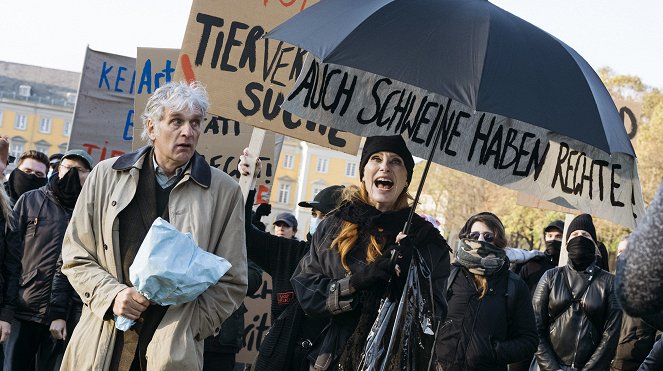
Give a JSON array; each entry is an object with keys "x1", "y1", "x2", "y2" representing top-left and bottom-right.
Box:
[
  {"x1": 334, "y1": 200, "x2": 446, "y2": 370},
  {"x1": 544, "y1": 240, "x2": 562, "y2": 265},
  {"x1": 49, "y1": 169, "x2": 82, "y2": 209},
  {"x1": 7, "y1": 168, "x2": 47, "y2": 200},
  {"x1": 567, "y1": 236, "x2": 596, "y2": 271},
  {"x1": 455, "y1": 238, "x2": 507, "y2": 276}
]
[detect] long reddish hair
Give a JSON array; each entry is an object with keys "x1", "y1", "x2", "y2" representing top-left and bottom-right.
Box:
[{"x1": 332, "y1": 184, "x2": 411, "y2": 271}]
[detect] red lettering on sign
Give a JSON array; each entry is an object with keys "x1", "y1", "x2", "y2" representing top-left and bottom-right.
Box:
[
  {"x1": 180, "y1": 54, "x2": 197, "y2": 83},
  {"x1": 277, "y1": 291, "x2": 294, "y2": 305}
]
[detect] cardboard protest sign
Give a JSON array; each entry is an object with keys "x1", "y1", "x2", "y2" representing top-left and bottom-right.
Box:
[
  {"x1": 174, "y1": 0, "x2": 361, "y2": 154},
  {"x1": 133, "y1": 47, "x2": 280, "y2": 198},
  {"x1": 282, "y1": 57, "x2": 645, "y2": 228},
  {"x1": 133, "y1": 47, "x2": 178, "y2": 150},
  {"x1": 237, "y1": 273, "x2": 272, "y2": 364},
  {"x1": 68, "y1": 47, "x2": 135, "y2": 162}
]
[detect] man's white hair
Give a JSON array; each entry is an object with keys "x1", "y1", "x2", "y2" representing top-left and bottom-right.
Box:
[{"x1": 140, "y1": 81, "x2": 209, "y2": 144}]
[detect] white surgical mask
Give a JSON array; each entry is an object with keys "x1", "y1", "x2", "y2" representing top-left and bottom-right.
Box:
[{"x1": 309, "y1": 217, "x2": 322, "y2": 235}]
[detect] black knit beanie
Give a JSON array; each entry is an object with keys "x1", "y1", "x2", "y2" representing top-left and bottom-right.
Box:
[
  {"x1": 359, "y1": 135, "x2": 415, "y2": 183},
  {"x1": 567, "y1": 214, "x2": 597, "y2": 242}
]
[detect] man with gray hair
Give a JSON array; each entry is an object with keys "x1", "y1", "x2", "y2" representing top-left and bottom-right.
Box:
[{"x1": 60, "y1": 81, "x2": 248, "y2": 370}]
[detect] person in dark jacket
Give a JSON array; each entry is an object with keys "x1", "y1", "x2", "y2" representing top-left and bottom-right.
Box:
[
  {"x1": 290, "y1": 135, "x2": 451, "y2": 371},
  {"x1": 0, "y1": 184, "x2": 21, "y2": 368},
  {"x1": 436, "y1": 212, "x2": 538, "y2": 371},
  {"x1": 6, "y1": 149, "x2": 93, "y2": 371},
  {"x1": 239, "y1": 149, "x2": 345, "y2": 371},
  {"x1": 203, "y1": 260, "x2": 263, "y2": 371},
  {"x1": 4, "y1": 150, "x2": 49, "y2": 204},
  {"x1": 611, "y1": 243, "x2": 659, "y2": 371},
  {"x1": 532, "y1": 213, "x2": 622, "y2": 371},
  {"x1": 519, "y1": 220, "x2": 564, "y2": 297}
]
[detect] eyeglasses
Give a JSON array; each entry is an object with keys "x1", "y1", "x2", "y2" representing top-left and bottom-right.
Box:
[
  {"x1": 468, "y1": 231, "x2": 495, "y2": 243},
  {"x1": 59, "y1": 164, "x2": 90, "y2": 174}
]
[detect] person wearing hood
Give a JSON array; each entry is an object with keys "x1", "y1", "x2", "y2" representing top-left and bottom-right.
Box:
[
  {"x1": 532, "y1": 214, "x2": 622, "y2": 371},
  {"x1": 5, "y1": 149, "x2": 93, "y2": 370},
  {"x1": 518, "y1": 220, "x2": 564, "y2": 298},
  {"x1": 436, "y1": 212, "x2": 538, "y2": 371},
  {"x1": 4, "y1": 150, "x2": 49, "y2": 203}
]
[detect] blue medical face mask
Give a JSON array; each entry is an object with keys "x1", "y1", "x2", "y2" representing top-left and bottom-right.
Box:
[{"x1": 309, "y1": 217, "x2": 322, "y2": 235}]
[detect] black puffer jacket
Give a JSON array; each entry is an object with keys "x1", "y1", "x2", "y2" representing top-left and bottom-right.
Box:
[
  {"x1": 0, "y1": 210, "x2": 22, "y2": 322},
  {"x1": 13, "y1": 183, "x2": 72, "y2": 325},
  {"x1": 533, "y1": 264, "x2": 622, "y2": 371},
  {"x1": 48, "y1": 253, "x2": 82, "y2": 321},
  {"x1": 436, "y1": 264, "x2": 538, "y2": 371},
  {"x1": 291, "y1": 202, "x2": 450, "y2": 370}
]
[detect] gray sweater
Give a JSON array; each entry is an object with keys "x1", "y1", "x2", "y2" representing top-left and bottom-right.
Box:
[{"x1": 616, "y1": 179, "x2": 663, "y2": 316}]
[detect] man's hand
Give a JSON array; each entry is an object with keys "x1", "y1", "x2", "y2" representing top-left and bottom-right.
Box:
[
  {"x1": 112, "y1": 287, "x2": 150, "y2": 320},
  {"x1": 50, "y1": 319, "x2": 67, "y2": 341},
  {"x1": 0, "y1": 320, "x2": 10, "y2": 343}
]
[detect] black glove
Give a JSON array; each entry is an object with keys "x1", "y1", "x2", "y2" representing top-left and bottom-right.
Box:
[
  {"x1": 350, "y1": 248, "x2": 397, "y2": 291},
  {"x1": 394, "y1": 236, "x2": 415, "y2": 272},
  {"x1": 255, "y1": 203, "x2": 272, "y2": 218}
]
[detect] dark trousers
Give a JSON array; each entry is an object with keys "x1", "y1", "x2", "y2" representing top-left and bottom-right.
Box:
[
  {"x1": 8, "y1": 319, "x2": 62, "y2": 371},
  {"x1": 203, "y1": 352, "x2": 236, "y2": 371}
]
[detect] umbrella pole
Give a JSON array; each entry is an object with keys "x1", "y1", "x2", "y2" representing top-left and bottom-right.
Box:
[{"x1": 404, "y1": 98, "x2": 452, "y2": 235}]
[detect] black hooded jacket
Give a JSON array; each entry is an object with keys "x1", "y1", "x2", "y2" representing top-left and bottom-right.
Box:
[
  {"x1": 0, "y1": 210, "x2": 22, "y2": 322},
  {"x1": 436, "y1": 263, "x2": 538, "y2": 371},
  {"x1": 532, "y1": 264, "x2": 622, "y2": 370}
]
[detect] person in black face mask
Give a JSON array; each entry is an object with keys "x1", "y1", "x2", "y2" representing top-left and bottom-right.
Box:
[
  {"x1": 510, "y1": 220, "x2": 564, "y2": 371},
  {"x1": 4, "y1": 150, "x2": 50, "y2": 203},
  {"x1": 5, "y1": 149, "x2": 93, "y2": 371},
  {"x1": 531, "y1": 214, "x2": 622, "y2": 371}
]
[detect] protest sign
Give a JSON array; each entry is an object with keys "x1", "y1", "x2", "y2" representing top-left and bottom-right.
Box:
[
  {"x1": 237, "y1": 273, "x2": 272, "y2": 364},
  {"x1": 133, "y1": 47, "x2": 280, "y2": 196},
  {"x1": 133, "y1": 47, "x2": 178, "y2": 149},
  {"x1": 174, "y1": 0, "x2": 361, "y2": 154},
  {"x1": 282, "y1": 57, "x2": 645, "y2": 228},
  {"x1": 68, "y1": 47, "x2": 135, "y2": 162}
]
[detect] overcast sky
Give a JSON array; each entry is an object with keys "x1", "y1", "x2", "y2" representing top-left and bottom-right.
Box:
[{"x1": 1, "y1": 0, "x2": 661, "y2": 88}]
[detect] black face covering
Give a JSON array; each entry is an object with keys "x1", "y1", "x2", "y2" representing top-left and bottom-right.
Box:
[
  {"x1": 544, "y1": 240, "x2": 562, "y2": 264},
  {"x1": 50, "y1": 168, "x2": 82, "y2": 209},
  {"x1": 7, "y1": 168, "x2": 48, "y2": 200},
  {"x1": 566, "y1": 236, "x2": 596, "y2": 271}
]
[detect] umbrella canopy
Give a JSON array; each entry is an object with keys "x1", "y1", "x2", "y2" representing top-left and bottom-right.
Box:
[
  {"x1": 266, "y1": 0, "x2": 644, "y2": 228},
  {"x1": 267, "y1": 0, "x2": 632, "y2": 157}
]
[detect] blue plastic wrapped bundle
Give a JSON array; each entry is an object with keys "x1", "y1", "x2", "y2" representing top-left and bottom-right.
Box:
[{"x1": 115, "y1": 218, "x2": 231, "y2": 331}]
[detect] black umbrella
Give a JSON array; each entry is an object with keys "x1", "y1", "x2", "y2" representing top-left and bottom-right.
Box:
[{"x1": 266, "y1": 0, "x2": 644, "y2": 230}]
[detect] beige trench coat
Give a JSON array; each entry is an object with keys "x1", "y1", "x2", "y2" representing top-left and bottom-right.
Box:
[{"x1": 60, "y1": 148, "x2": 248, "y2": 370}]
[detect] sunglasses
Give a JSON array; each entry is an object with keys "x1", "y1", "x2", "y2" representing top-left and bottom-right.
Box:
[{"x1": 468, "y1": 231, "x2": 495, "y2": 243}]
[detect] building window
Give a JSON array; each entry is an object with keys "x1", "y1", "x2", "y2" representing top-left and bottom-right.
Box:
[
  {"x1": 283, "y1": 154, "x2": 294, "y2": 169},
  {"x1": 39, "y1": 117, "x2": 52, "y2": 133},
  {"x1": 10, "y1": 140, "x2": 25, "y2": 160},
  {"x1": 316, "y1": 158, "x2": 328, "y2": 173},
  {"x1": 0, "y1": 111, "x2": 4, "y2": 127},
  {"x1": 345, "y1": 162, "x2": 357, "y2": 177},
  {"x1": 63, "y1": 120, "x2": 72, "y2": 136},
  {"x1": 18, "y1": 85, "x2": 31, "y2": 97},
  {"x1": 15, "y1": 114, "x2": 28, "y2": 130},
  {"x1": 59, "y1": 143, "x2": 68, "y2": 154},
  {"x1": 278, "y1": 183, "x2": 291, "y2": 204},
  {"x1": 35, "y1": 141, "x2": 50, "y2": 155}
]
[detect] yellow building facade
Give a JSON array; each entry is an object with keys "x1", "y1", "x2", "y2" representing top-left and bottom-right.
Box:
[
  {"x1": 0, "y1": 61, "x2": 78, "y2": 174},
  {"x1": 267, "y1": 137, "x2": 361, "y2": 239}
]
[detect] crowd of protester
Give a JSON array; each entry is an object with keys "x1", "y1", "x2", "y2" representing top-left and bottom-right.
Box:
[{"x1": 0, "y1": 82, "x2": 661, "y2": 371}]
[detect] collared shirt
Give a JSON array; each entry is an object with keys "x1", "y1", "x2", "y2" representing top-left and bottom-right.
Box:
[{"x1": 153, "y1": 155, "x2": 189, "y2": 189}]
